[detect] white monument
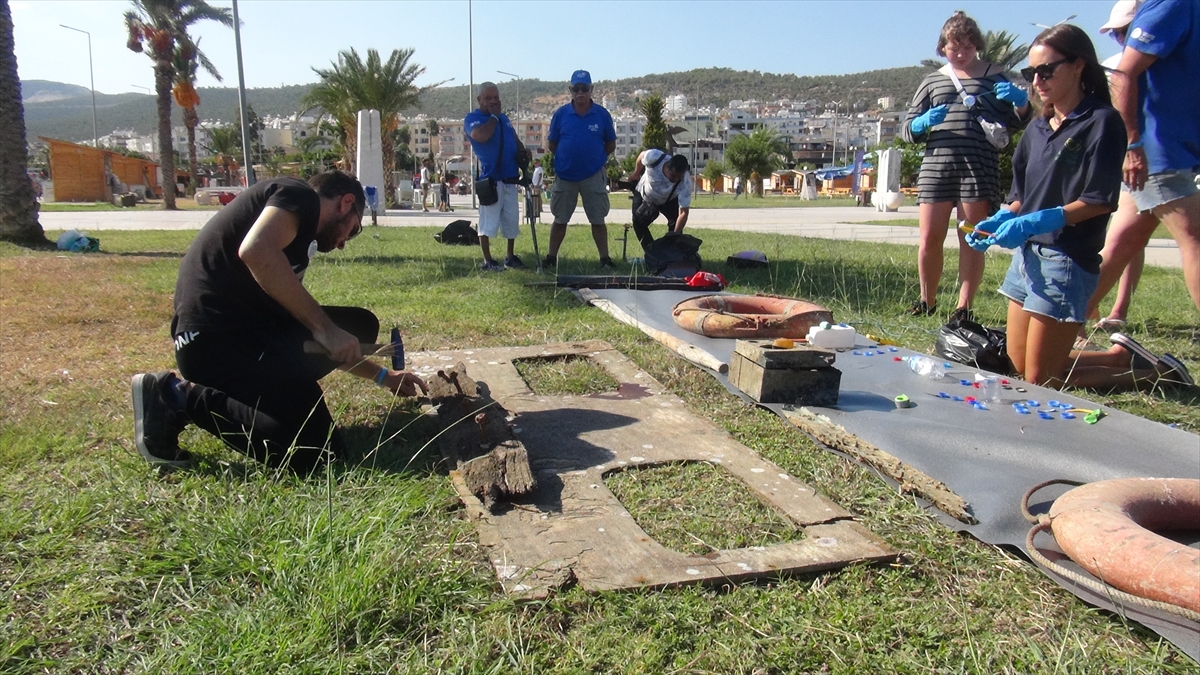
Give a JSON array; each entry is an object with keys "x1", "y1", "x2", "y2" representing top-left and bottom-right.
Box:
[
  {"x1": 355, "y1": 109, "x2": 384, "y2": 213},
  {"x1": 874, "y1": 147, "x2": 903, "y2": 212}
]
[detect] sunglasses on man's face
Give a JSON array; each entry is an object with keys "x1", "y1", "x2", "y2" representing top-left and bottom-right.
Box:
[
  {"x1": 571, "y1": 85, "x2": 590, "y2": 93},
  {"x1": 1020, "y1": 58, "x2": 1072, "y2": 83}
]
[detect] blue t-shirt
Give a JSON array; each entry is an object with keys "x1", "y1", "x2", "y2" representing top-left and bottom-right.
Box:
[
  {"x1": 464, "y1": 110, "x2": 519, "y2": 181},
  {"x1": 1007, "y1": 97, "x2": 1126, "y2": 273},
  {"x1": 1128, "y1": 0, "x2": 1200, "y2": 174},
  {"x1": 547, "y1": 101, "x2": 616, "y2": 181}
]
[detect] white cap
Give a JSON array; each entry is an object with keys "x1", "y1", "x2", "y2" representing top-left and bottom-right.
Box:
[{"x1": 1100, "y1": 0, "x2": 1140, "y2": 34}]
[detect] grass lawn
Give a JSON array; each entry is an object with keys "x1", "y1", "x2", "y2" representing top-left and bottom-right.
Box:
[
  {"x1": 2, "y1": 226, "x2": 1197, "y2": 673},
  {"x1": 37, "y1": 198, "x2": 219, "y2": 212},
  {"x1": 852, "y1": 218, "x2": 1176, "y2": 239},
  {"x1": 668, "y1": 193, "x2": 861, "y2": 209}
]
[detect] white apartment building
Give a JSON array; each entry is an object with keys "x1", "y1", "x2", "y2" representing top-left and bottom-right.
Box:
[
  {"x1": 613, "y1": 117, "x2": 646, "y2": 161},
  {"x1": 665, "y1": 94, "x2": 688, "y2": 114}
]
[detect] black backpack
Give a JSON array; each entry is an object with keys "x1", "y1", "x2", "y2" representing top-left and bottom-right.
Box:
[
  {"x1": 434, "y1": 220, "x2": 479, "y2": 245},
  {"x1": 643, "y1": 233, "x2": 703, "y2": 277}
]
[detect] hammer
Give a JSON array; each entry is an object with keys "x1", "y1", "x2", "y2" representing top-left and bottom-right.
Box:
[{"x1": 303, "y1": 341, "x2": 397, "y2": 357}]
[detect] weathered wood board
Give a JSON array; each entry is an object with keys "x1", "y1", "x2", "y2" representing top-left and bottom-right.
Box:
[{"x1": 408, "y1": 341, "x2": 896, "y2": 597}]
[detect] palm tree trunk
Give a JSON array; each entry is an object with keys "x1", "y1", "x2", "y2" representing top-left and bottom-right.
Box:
[
  {"x1": 155, "y1": 58, "x2": 177, "y2": 210},
  {"x1": 0, "y1": 0, "x2": 47, "y2": 245},
  {"x1": 184, "y1": 106, "x2": 199, "y2": 197},
  {"x1": 381, "y1": 136, "x2": 396, "y2": 207}
]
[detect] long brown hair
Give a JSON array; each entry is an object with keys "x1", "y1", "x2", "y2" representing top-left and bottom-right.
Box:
[{"x1": 1031, "y1": 24, "x2": 1110, "y2": 119}]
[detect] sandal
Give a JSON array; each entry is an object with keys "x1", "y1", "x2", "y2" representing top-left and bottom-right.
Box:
[
  {"x1": 948, "y1": 307, "x2": 975, "y2": 324},
  {"x1": 1095, "y1": 317, "x2": 1127, "y2": 331},
  {"x1": 1159, "y1": 354, "x2": 1195, "y2": 387},
  {"x1": 907, "y1": 300, "x2": 937, "y2": 317},
  {"x1": 1109, "y1": 332, "x2": 1160, "y2": 370}
]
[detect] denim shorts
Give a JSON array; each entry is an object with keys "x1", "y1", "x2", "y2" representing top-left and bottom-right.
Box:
[
  {"x1": 1129, "y1": 167, "x2": 1200, "y2": 212},
  {"x1": 998, "y1": 243, "x2": 1098, "y2": 323}
]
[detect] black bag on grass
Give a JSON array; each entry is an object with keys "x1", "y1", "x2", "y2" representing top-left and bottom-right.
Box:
[
  {"x1": 644, "y1": 233, "x2": 703, "y2": 277},
  {"x1": 935, "y1": 318, "x2": 1014, "y2": 375},
  {"x1": 434, "y1": 219, "x2": 479, "y2": 245}
]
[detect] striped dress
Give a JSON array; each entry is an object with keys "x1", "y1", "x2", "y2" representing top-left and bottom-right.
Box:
[{"x1": 902, "y1": 65, "x2": 1031, "y2": 207}]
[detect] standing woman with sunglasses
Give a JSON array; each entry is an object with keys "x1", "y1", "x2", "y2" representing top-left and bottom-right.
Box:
[
  {"x1": 966, "y1": 25, "x2": 1190, "y2": 389},
  {"x1": 903, "y1": 11, "x2": 1032, "y2": 321}
]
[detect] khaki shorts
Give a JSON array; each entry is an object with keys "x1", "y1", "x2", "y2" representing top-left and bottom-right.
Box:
[{"x1": 550, "y1": 169, "x2": 609, "y2": 225}]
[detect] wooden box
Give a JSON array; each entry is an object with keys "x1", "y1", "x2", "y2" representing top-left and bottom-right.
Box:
[{"x1": 728, "y1": 340, "x2": 841, "y2": 405}]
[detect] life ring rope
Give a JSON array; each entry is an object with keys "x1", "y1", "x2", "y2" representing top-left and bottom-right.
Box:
[{"x1": 1021, "y1": 478, "x2": 1200, "y2": 622}]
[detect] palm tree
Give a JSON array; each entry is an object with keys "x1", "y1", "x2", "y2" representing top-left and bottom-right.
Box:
[
  {"x1": 173, "y1": 35, "x2": 222, "y2": 196},
  {"x1": 725, "y1": 127, "x2": 790, "y2": 197},
  {"x1": 0, "y1": 0, "x2": 47, "y2": 245},
  {"x1": 124, "y1": 0, "x2": 232, "y2": 210},
  {"x1": 305, "y1": 47, "x2": 434, "y2": 204},
  {"x1": 203, "y1": 124, "x2": 239, "y2": 186}
]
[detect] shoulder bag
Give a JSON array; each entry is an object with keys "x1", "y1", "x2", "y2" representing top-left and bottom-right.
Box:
[{"x1": 946, "y1": 67, "x2": 1009, "y2": 150}]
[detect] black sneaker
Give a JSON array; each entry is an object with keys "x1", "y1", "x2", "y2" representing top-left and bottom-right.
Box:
[
  {"x1": 541, "y1": 254, "x2": 557, "y2": 269},
  {"x1": 599, "y1": 256, "x2": 616, "y2": 269},
  {"x1": 948, "y1": 307, "x2": 975, "y2": 324},
  {"x1": 131, "y1": 372, "x2": 193, "y2": 469},
  {"x1": 1109, "y1": 332, "x2": 1160, "y2": 369},
  {"x1": 504, "y1": 255, "x2": 527, "y2": 270},
  {"x1": 1159, "y1": 354, "x2": 1195, "y2": 387},
  {"x1": 907, "y1": 300, "x2": 937, "y2": 316}
]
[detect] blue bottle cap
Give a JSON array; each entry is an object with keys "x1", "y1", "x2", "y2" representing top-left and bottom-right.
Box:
[
  {"x1": 1038, "y1": 412, "x2": 1053, "y2": 420},
  {"x1": 1016, "y1": 408, "x2": 1031, "y2": 414},
  {"x1": 1061, "y1": 413, "x2": 1076, "y2": 419},
  {"x1": 1048, "y1": 400, "x2": 1061, "y2": 408},
  {"x1": 937, "y1": 392, "x2": 951, "y2": 398},
  {"x1": 952, "y1": 396, "x2": 964, "y2": 401},
  {"x1": 960, "y1": 379, "x2": 971, "y2": 386},
  {"x1": 943, "y1": 363, "x2": 952, "y2": 368},
  {"x1": 1058, "y1": 401, "x2": 1072, "y2": 409},
  {"x1": 852, "y1": 350, "x2": 862, "y2": 356},
  {"x1": 1027, "y1": 400, "x2": 1039, "y2": 407},
  {"x1": 888, "y1": 347, "x2": 899, "y2": 352}
]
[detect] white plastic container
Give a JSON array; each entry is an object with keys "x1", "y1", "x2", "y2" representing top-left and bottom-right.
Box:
[{"x1": 806, "y1": 321, "x2": 857, "y2": 349}]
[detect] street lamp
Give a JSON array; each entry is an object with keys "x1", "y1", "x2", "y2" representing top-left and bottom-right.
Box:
[
  {"x1": 60, "y1": 24, "x2": 97, "y2": 147},
  {"x1": 497, "y1": 69, "x2": 520, "y2": 131},
  {"x1": 131, "y1": 84, "x2": 152, "y2": 95}
]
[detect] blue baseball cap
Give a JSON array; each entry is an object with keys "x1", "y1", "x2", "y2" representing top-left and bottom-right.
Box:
[{"x1": 570, "y1": 70, "x2": 591, "y2": 86}]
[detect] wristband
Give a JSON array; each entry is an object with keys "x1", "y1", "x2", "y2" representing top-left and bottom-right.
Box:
[
  {"x1": 375, "y1": 367, "x2": 388, "y2": 385},
  {"x1": 1126, "y1": 140, "x2": 1144, "y2": 150}
]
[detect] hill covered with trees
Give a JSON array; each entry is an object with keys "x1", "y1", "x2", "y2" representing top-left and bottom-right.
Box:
[{"x1": 24, "y1": 65, "x2": 931, "y2": 143}]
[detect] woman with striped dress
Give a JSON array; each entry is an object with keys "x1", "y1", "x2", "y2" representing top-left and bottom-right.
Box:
[{"x1": 903, "y1": 11, "x2": 1032, "y2": 320}]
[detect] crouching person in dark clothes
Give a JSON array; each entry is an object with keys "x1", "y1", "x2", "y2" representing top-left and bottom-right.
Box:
[
  {"x1": 131, "y1": 170, "x2": 428, "y2": 474},
  {"x1": 625, "y1": 149, "x2": 692, "y2": 252}
]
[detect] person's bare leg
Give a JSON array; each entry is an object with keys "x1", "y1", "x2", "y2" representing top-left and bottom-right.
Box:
[
  {"x1": 1005, "y1": 300, "x2": 1031, "y2": 378},
  {"x1": 591, "y1": 223, "x2": 610, "y2": 259},
  {"x1": 917, "y1": 201, "x2": 954, "y2": 308},
  {"x1": 1106, "y1": 249, "x2": 1144, "y2": 323},
  {"x1": 1152, "y1": 192, "x2": 1200, "y2": 311},
  {"x1": 955, "y1": 200, "x2": 991, "y2": 311},
  {"x1": 479, "y1": 235, "x2": 494, "y2": 264},
  {"x1": 1062, "y1": 343, "x2": 1168, "y2": 390},
  {"x1": 1086, "y1": 193, "x2": 1158, "y2": 319},
  {"x1": 546, "y1": 223, "x2": 568, "y2": 257}
]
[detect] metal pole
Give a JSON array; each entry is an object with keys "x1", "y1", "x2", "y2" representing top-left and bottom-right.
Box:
[
  {"x1": 231, "y1": 0, "x2": 255, "y2": 186},
  {"x1": 468, "y1": 0, "x2": 476, "y2": 208},
  {"x1": 60, "y1": 25, "x2": 97, "y2": 147},
  {"x1": 497, "y1": 70, "x2": 520, "y2": 139}
]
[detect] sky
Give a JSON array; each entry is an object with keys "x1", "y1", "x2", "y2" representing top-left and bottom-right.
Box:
[{"x1": 13, "y1": 0, "x2": 1121, "y2": 97}]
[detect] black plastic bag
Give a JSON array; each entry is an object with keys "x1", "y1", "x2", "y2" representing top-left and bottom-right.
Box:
[
  {"x1": 643, "y1": 232, "x2": 703, "y2": 277},
  {"x1": 935, "y1": 318, "x2": 1014, "y2": 375},
  {"x1": 434, "y1": 219, "x2": 479, "y2": 245}
]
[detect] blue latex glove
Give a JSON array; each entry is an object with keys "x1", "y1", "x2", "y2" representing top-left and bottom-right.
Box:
[
  {"x1": 993, "y1": 82, "x2": 1028, "y2": 108},
  {"x1": 993, "y1": 82, "x2": 1032, "y2": 108},
  {"x1": 910, "y1": 104, "x2": 949, "y2": 135},
  {"x1": 982, "y1": 207, "x2": 1066, "y2": 249},
  {"x1": 965, "y1": 208, "x2": 1018, "y2": 251}
]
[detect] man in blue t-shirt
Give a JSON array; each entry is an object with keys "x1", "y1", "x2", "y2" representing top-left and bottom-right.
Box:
[
  {"x1": 465, "y1": 82, "x2": 529, "y2": 271},
  {"x1": 1099, "y1": 0, "x2": 1200, "y2": 312},
  {"x1": 542, "y1": 69, "x2": 618, "y2": 269}
]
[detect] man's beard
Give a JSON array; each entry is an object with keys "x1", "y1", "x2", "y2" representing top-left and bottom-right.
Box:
[{"x1": 314, "y1": 212, "x2": 346, "y2": 252}]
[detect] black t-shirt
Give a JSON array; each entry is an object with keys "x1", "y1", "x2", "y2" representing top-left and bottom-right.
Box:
[
  {"x1": 172, "y1": 178, "x2": 320, "y2": 333},
  {"x1": 1007, "y1": 96, "x2": 1125, "y2": 273}
]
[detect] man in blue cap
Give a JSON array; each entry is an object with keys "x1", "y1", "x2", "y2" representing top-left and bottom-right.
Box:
[{"x1": 542, "y1": 69, "x2": 618, "y2": 269}]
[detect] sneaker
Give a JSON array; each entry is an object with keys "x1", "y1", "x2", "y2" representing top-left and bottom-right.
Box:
[
  {"x1": 1159, "y1": 354, "x2": 1195, "y2": 387},
  {"x1": 504, "y1": 255, "x2": 527, "y2": 270},
  {"x1": 948, "y1": 307, "x2": 975, "y2": 324},
  {"x1": 541, "y1": 254, "x2": 557, "y2": 269},
  {"x1": 907, "y1": 300, "x2": 937, "y2": 317},
  {"x1": 1110, "y1": 332, "x2": 1160, "y2": 369},
  {"x1": 599, "y1": 256, "x2": 616, "y2": 269},
  {"x1": 131, "y1": 372, "x2": 192, "y2": 469},
  {"x1": 480, "y1": 260, "x2": 506, "y2": 272}
]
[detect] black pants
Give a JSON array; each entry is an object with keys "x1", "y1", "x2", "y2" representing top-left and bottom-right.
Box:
[
  {"x1": 630, "y1": 192, "x2": 680, "y2": 253},
  {"x1": 174, "y1": 306, "x2": 379, "y2": 474}
]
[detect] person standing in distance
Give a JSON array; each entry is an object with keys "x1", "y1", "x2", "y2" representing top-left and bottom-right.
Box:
[
  {"x1": 542, "y1": 70, "x2": 618, "y2": 269},
  {"x1": 465, "y1": 82, "x2": 529, "y2": 271},
  {"x1": 420, "y1": 158, "x2": 432, "y2": 212},
  {"x1": 530, "y1": 158, "x2": 544, "y2": 214},
  {"x1": 130, "y1": 171, "x2": 428, "y2": 474}
]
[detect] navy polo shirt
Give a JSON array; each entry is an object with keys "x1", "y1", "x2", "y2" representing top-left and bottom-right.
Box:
[
  {"x1": 464, "y1": 110, "x2": 519, "y2": 181},
  {"x1": 547, "y1": 101, "x2": 616, "y2": 181},
  {"x1": 1007, "y1": 96, "x2": 1126, "y2": 273}
]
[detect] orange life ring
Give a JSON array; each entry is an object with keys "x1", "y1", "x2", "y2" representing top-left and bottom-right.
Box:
[
  {"x1": 1048, "y1": 477, "x2": 1200, "y2": 613},
  {"x1": 672, "y1": 294, "x2": 833, "y2": 339}
]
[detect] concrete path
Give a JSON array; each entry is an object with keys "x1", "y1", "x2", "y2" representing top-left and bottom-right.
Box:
[{"x1": 37, "y1": 195, "x2": 1184, "y2": 269}]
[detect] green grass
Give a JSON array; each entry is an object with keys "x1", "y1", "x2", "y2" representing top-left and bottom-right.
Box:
[
  {"x1": 1, "y1": 226, "x2": 1197, "y2": 673},
  {"x1": 852, "y1": 218, "x2": 1176, "y2": 239},
  {"x1": 37, "y1": 200, "x2": 220, "y2": 212},
  {"x1": 669, "y1": 193, "x2": 861, "y2": 209}
]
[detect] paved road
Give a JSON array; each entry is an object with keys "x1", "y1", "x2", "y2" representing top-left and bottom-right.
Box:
[{"x1": 38, "y1": 195, "x2": 1184, "y2": 269}]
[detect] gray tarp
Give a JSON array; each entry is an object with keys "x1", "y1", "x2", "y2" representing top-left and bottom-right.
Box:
[{"x1": 582, "y1": 287, "x2": 1200, "y2": 660}]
